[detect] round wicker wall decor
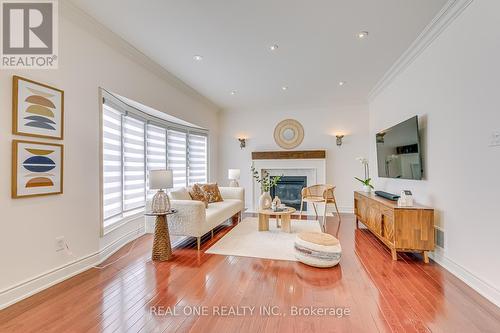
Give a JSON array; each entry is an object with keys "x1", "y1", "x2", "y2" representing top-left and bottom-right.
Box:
[{"x1": 273, "y1": 119, "x2": 304, "y2": 149}]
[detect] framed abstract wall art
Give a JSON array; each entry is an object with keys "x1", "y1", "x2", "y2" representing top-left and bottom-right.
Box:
[
  {"x1": 12, "y1": 140, "x2": 64, "y2": 198},
  {"x1": 12, "y1": 76, "x2": 64, "y2": 140}
]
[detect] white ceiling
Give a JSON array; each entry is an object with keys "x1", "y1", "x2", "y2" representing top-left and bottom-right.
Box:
[{"x1": 71, "y1": 0, "x2": 447, "y2": 111}]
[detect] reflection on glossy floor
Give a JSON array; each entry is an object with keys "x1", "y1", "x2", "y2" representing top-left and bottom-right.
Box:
[{"x1": 1, "y1": 214, "x2": 499, "y2": 332}]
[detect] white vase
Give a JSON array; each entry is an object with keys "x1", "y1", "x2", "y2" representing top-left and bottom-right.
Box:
[
  {"x1": 152, "y1": 189, "x2": 170, "y2": 213},
  {"x1": 259, "y1": 191, "x2": 272, "y2": 210},
  {"x1": 363, "y1": 185, "x2": 372, "y2": 193}
]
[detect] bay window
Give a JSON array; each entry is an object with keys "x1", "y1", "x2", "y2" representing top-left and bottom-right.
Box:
[{"x1": 100, "y1": 90, "x2": 209, "y2": 231}]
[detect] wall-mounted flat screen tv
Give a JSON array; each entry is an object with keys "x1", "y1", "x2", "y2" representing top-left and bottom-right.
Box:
[{"x1": 376, "y1": 116, "x2": 423, "y2": 180}]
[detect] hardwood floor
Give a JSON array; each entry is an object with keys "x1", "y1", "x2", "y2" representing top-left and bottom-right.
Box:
[{"x1": 1, "y1": 214, "x2": 499, "y2": 332}]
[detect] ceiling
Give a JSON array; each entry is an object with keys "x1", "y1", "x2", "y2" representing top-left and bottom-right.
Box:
[{"x1": 71, "y1": 0, "x2": 447, "y2": 111}]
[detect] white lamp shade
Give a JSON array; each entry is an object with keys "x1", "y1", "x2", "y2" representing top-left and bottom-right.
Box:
[
  {"x1": 228, "y1": 169, "x2": 240, "y2": 180},
  {"x1": 149, "y1": 170, "x2": 173, "y2": 189}
]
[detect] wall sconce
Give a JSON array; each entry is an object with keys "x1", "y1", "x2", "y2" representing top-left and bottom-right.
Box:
[
  {"x1": 238, "y1": 138, "x2": 246, "y2": 149},
  {"x1": 336, "y1": 135, "x2": 344, "y2": 147}
]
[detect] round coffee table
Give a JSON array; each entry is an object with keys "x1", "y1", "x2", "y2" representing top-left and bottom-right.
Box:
[{"x1": 258, "y1": 207, "x2": 296, "y2": 233}]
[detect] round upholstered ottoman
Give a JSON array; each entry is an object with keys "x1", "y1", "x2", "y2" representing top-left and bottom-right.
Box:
[{"x1": 294, "y1": 232, "x2": 342, "y2": 268}]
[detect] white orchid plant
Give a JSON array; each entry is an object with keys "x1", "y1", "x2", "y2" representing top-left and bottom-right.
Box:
[{"x1": 355, "y1": 157, "x2": 374, "y2": 190}]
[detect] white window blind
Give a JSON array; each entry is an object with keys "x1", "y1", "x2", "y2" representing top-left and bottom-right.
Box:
[
  {"x1": 167, "y1": 129, "x2": 187, "y2": 188},
  {"x1": 146, "y1": 124, "x2": 167, "y2": 199},
  {"x1": 188, "y1": 133, "x2": 208, "y2": 185},
  {"x1": 123, "y1": 116, "x2": 145, "y2": 212},
  {"x1": 102, "y1": 105, "x2": 123, "y2": 224}
]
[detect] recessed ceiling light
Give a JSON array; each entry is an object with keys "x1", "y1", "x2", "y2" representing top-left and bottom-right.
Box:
[
  {"x1": 270, "y1": 44, "x2": 279, "y2": 51},
  {"x1": 281, "y1": 86, "x2": 288, "y2": 91},
  {"x1": 230, "y1": 90, "x2": 237, "y2": 95},
  {"x1": 338, "y1": 81, "x2": 346, "y2": 86},
  {"x1": 357, "y1": 31, "x2": 369, "y2": 39},
  {"x1": 193, "y1": 55, "x2": 203, "y2": 61}
]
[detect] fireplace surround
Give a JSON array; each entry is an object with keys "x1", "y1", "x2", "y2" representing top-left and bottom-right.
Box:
[
  {"x1": 251, "y1": 150, "x2": 326, "y2": 214},
  {"x1": 270, "y1": 176, "x2": 307, "y2": 210}
]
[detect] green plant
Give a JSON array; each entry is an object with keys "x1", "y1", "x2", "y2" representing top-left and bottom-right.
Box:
[
  {"x1": 354, "y1": 177, "x2": 374, "y2": 189},
  {"x1": 251, "y1": 166, "x2": 282, "y2": 192},
  {"x1": 355, "y1": 157, "x2": 374, "y2": 189}
]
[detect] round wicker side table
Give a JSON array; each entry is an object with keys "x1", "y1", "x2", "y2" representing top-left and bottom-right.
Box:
[{"x1": 145, "y1": 209, "x2": 177, "y2": 261}]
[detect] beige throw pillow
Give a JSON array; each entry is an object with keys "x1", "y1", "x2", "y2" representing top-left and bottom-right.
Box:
[
  {"x1": 169, "y1": 187, "x2": 192, "y2": 200},
  {"x1": 199, "y1": 183, "x2": 224, "y2": 203},
  {"x1": 188, "y1": 184, "x2": 208, "y2": 208}
]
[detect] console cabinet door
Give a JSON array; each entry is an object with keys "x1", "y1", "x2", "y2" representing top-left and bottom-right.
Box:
[
  {"x1": 382, "y1": 212, "x2": 395, "y2": 244},
  {"x1": 355, "y1": 195, "x2": 368, "y2": 222},
  {"x1": 395, "y1": 210, "x2": 435, "y2": 250},
  {"x1": 367, "y1": 205, "x2": 382, "y2": 236}
]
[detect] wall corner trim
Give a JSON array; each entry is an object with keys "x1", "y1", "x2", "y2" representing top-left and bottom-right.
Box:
[
  {"x1": 61, "y1": 0, "x2": 221, "y2": 112},
  {"x1": 368, "y1": 0, "x2": 474, "y2": 101}
]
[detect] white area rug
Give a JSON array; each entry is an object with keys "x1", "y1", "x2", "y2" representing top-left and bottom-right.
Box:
[{"x1": 206, "y1": 217, "x2": 322, "y2": 261}]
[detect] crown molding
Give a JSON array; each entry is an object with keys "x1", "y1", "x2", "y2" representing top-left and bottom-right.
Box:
[
  {"x1": 368, "y1": 0, "x2": 474, "y2": 102},
  {"x1": 61, "y1": 1, "x2": 221, "y2": 112}
]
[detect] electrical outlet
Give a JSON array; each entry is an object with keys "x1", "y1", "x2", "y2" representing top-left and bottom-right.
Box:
[
  {"x1": 490, "y1": 132, "x2": 500, "y2": 147},
  {"x1": 55, "y1": 236, "x2": 65, "y2": 252}
]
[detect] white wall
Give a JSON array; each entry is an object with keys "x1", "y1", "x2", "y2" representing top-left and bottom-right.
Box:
[
  {"x1": 218, "y1": 104, "x2": 369, "y2": 212},
  {"x1": 0, "y1": 4, "x2": 219, "y2": 308},
  {"x1": 369, "y1": 0, "x2": 500, "y2": 306}
]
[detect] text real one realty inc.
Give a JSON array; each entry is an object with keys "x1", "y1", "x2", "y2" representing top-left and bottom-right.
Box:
[{"x1": 150, "y1": 305, "x2": 351, "y2": 318}]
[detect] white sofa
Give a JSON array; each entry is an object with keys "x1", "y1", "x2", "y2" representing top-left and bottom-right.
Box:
[{"x1": 167, "y1": 187, "x2": 245, "y2": 250}]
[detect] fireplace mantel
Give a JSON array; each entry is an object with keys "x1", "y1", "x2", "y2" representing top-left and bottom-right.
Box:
[{"x1": 252, "y1": 150, "x2": 326, "y2": 160}]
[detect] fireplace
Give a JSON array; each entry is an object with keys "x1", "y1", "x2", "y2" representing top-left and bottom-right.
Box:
[
  {"x1": 251, "y1": 153, "x2": 326, "y2": 213},
  {"x1": 270, "y1": 176, "x2": 307, "y2": 210}
]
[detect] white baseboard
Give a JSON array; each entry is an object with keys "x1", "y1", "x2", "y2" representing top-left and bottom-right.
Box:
[
  {"x1": 337, "y1": 206, "x2": 354, "y2": 214},
  {"x1": 246, "y1": 206, "x2": 354, "y2": 215},
  {"x1": 430, "y1": 247, "x2": 500, "y2": 307},
  {"x1": 0, "y1": 225, "x2": 145, "y2": 310}
]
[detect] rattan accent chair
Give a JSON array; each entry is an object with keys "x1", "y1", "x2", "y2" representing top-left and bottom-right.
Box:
[{"x1": 299, "y1": 184, "x2": 341, "y2": 226}]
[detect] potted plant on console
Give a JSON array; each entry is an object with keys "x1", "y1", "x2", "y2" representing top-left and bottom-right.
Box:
[
  {"x1": 251, "y1": 166, "x2": 282, "y2": 209},
  {"x1": 355, "y1": 157, "x2": 374, "y2": 193}
]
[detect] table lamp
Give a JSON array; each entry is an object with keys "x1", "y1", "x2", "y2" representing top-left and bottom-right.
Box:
[
  {"x1": 228, "y1": 169, "x2": 240, "y2": 187},
  {"x1": 149, "y1": 170, "x2": 173, "y2": 213}
]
